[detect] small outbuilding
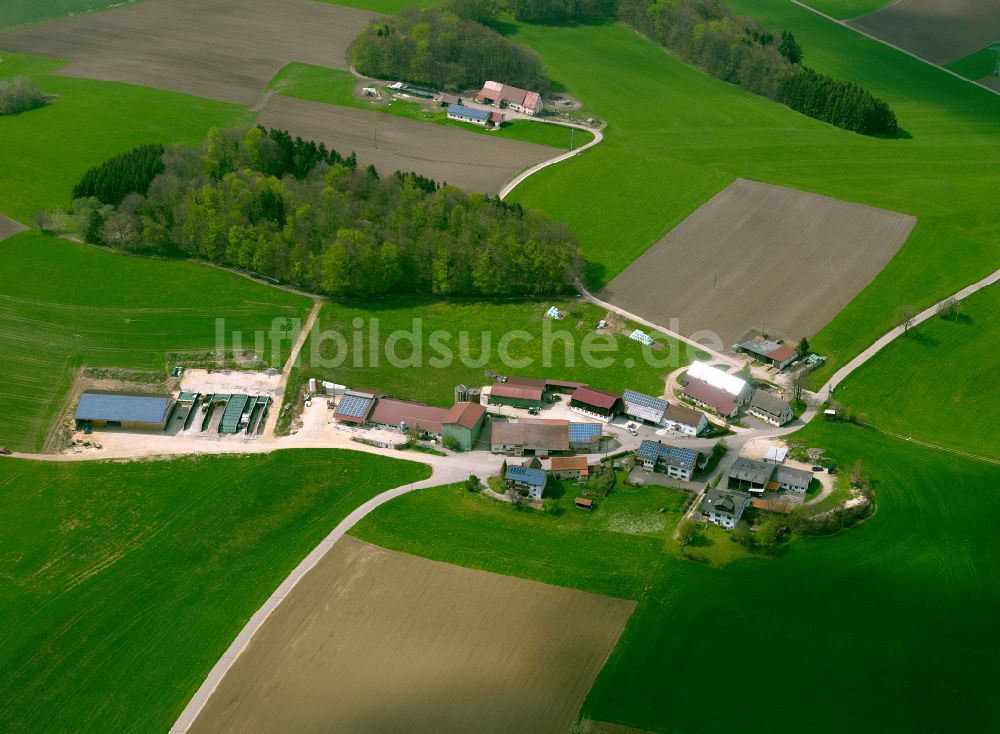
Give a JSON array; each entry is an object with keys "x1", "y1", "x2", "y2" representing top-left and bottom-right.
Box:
[
  {"x1": 441, "y1": 401, "x2": 487, "y2": 451},
  {"x1": 551, "y1": 456, "x2": 590, "y2": 480}
]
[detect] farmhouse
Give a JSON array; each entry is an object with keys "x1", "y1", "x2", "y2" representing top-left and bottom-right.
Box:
[
  {"x1": 491, "y1": 418, "x2": 569, "y2": 455},
  {"x1": 74, "y1": 391, "x2": 173, "y2": 431},
  {"x1": 368, "y1": 397, "x2": 449, "y2": 438},
  {"x1": 489, "y1": 376, "x2": 546, "y2": 408},
  {"x1": 621, "y1": 389, "x2": 668, "y2": 425},
  {"x1": 739, "y1": 339, "x2": 799, "y2": 369},
  {"x1": 681, "y1": 361, "x2": 751, "y2": 418},
  {"x1": 747, "y1": 390, "x2": 794, "y2": 427},
  {"x1": 661, "y1": 403, "x2": 708, "y2": 436},
  {"x1": 475, "y1": 80, "x2": 543, "y2": 115},
  {"x1": 569, "y1": 386, "x2": 621, "y2": 420},
  {"x1": 441, "y1": 401, "x2": 487, "y2": 451},
  {"x1": 446, "y1": 103, "x2": 501, "y2": 128},
  {"x1": 635, "y1": 440, "x2": 699, "y2": 481},
  {"x1": 702, "y1": 488, "x2": 752, "y2": 529},
  {"x1": 728, "y1": 456, "x2": 813, "y2": 494},
  {"x1": 505, "y1": 465, "x2": 547, "y2": 499},
  {"x1": 551, "y1": 456, "x2": 590, "y2": 480}
]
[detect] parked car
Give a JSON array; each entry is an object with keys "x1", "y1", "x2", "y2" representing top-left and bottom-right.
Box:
[{"x1": 811, "y1": 465, "x2": 824, "y2": 472}]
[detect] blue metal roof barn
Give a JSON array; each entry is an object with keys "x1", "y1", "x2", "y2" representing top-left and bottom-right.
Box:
[{"x1": 74, "y1": 392, "x2": 172, "y2": 428}]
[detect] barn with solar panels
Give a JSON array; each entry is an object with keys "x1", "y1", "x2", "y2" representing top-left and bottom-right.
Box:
[
  {"x1": 333, "y1": 390, "x2": 378, "y2": 424},
  {"x1": 622, "y1": 389, "x2": 668, "y2": 426},
  {"x1": 568, "y1": 422, "x2": 602, "y2": 450}
]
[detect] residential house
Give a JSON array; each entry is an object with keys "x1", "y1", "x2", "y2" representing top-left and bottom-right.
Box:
[
  {"x1": 772, "y1": 465, "x2": 813, "y2": 493},
  {"x1": 635, "y1": 440, "x2": 700, "y2": 481},
  {"x1": 661, "y1": 403, "x2": 708, "y2": 436},
  {"x1": 747, "y1": 390, "x2": 794, "y2": 427},
  {"x1": 702, "y1": 489, "x2": 753, "y2": 529},
  {"x1": 550, "y1": 456, "x2": 589, "y2": 480},
  {"x1": 474, "y1": 80, "x2": 543, "y2": 115},
  {"x1": 505, "y1": 465, "x2": 547, "y2": 500}
]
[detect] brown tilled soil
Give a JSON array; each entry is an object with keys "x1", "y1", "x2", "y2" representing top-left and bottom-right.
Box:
[
  {"x1": 189, "y1": 536, "x2": 635, "y2": 734},
  {"x1": 848, "y1": 0, "x2": 1000, "y2": 64},
  {"x1": 0, "y1": 215, "x2": 27, "y2": 241},
  {"x1": 0, "y1": 0, "x2": 378, "y2": 105},
  {"x1": 601, "y1": 179, "x2": 915, "y2": 346},
  {"x1": 256, "y1": 95, "x2": 561, "y2": 194}
]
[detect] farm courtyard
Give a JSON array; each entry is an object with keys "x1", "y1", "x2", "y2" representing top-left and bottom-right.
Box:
[
  {"x1": 188, "y1": 536, "x2": 634, "y2": 734},
  {"x1": 600, "y1": 179, "x2": 916, "y2": 345}
]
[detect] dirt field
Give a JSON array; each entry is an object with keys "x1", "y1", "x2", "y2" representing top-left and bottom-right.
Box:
[
  {"x1": 849, "y1": 0, "x2": 1000, "y2": 64},
  {"x1": 257, "y1": 95, "x2": 561, "y2": 194},
  {"x1": 601, "y1": 179, "x2": 915, "y2": 346},
  {"x1": 0, "y1": 215, "x2": 27, "y2": 241},
  {"x1": 188, "y1": 536, "x2": 634, "y2": 734},
  {"x1": 0, "y1": 0, "x2": 378, "y2": 105}
]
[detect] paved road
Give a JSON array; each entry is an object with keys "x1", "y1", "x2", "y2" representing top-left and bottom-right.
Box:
[{"x1": 497, "y1": 122, "x2": 603, "y2": 200}]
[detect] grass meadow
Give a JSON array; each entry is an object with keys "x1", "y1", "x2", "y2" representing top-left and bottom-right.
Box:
[
  {"x1": 0, "y1": 233, "x2": 311, "y2": 452},
  {"x1": 0, "y1": 51, "x2": 245, "y2": 224},
  {"x1": 269, "y1": 61, "x2": 591, "y2": 149},
  {"x1": 498, "y1": 9, "x2": 1000, "y2": 385},
  {"x1": 355, "y1": 421, "x2": 1000, "y2": 733},
  {"x1": 0, "y1": 0, "x2": 135, "y2": 29},
  {"x1": 0, "y1": 449, "x2": 429, "y2": 733},
  {"x1": 797, "y1": 0, "x2": 892, "y2": 19},
  {"x1": 946, "y1": 45, "x2": 1000, "y2": 81},
  {"x1": 286, "y1": 298, "x2": 708, "y2": 412}
]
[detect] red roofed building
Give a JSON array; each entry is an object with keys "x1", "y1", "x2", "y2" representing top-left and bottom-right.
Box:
[
  {"x1": 569, "y1": 386, "x2": 621, "y2": 419},
  {"x1": 474, "y1": 80, "x2": 543, "y2": 116},
  {"x1": 441, "y1": 401, "x2": 487, "y2": 451},
  {"x1": 682, "y1": 378, "x2": 740, "y2": 418}
]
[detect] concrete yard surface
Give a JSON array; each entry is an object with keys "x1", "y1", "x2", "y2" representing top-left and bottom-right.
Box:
[
  {"x1": 848, "y1": 0, "x2": 1000, "y2": 65},
  {"x1": 0, "y1": 0, "x2": 377, "y2": 105},
  {"x1": 257, "y1": 95, "x2": 562, "y2": 194},
  {"x1": 601, "y1": 178, "x2": 916, "y2": 346},
  {"x1": 188, "y1": 536, "x2": 635, "y2": 734}
]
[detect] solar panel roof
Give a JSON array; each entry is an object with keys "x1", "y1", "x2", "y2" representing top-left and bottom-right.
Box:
[
  {"x1": 622, "y1": 389, "x2": 668, "y2": 423},
  {"x1": 568, "y1": 422, "x2": 602, "y2": 443},
  {"x1": 336, "y1": 392, "x2": 375, "y2": 420}
]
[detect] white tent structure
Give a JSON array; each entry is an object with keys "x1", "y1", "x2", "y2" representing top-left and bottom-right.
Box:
[{"x1": 687, "y1": 361, "x2": 749, "y2": 398}]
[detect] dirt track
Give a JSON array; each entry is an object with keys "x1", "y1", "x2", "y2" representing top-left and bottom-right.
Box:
[
  {"x1": 601, "y1": 179, "x2": 915, "y2": 346},
  {"x1": 188, "y1": 536, "x2": 634, "y2": 734},
  {"x1": 848, "y1": 0, "x2": 1000, "y2": 64},
  {"x1": 0, "y1": 0, "x2": 377, "y2": 105},
  {"x1": 257, "y1": 95, "x2": 561, "y2": 194},
  {"x1": 0, "y1": 215, "x2": 27, "y2": 241}
]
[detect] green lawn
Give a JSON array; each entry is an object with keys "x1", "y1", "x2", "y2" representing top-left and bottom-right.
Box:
[
  {"x1": 354, "y1": 421, "x2": 1000, "y2": 733},
  {"x1": 285, "y1": 297, "x2": 706, "y2": 416},
  {"x1": 269, "y1": 61, "x2": 592, "y2": 149},
  {"x1": 313, "y1": 0, "x2": 438, "y2": 13},
  {"x1": 833, "y1": 284, "x2": 1000, "y2": 461},
  {"x1": 0, "y1": 449, "x2": 430, "y2": 733},
  {"x1": 498, "y1": 12, "x2": 1000, "y2": 386},
  {"x1": 0, "y1": 51, "x2": 245, "y2": 224},
  {"x1": 795, "y1": 0, "x2": 892, "y2": 19},
  {"x1": 0, "y1": 232, "x2": 312, "y2": 452},
  {"x1": 0, "y1": 0, "x2": 138, "y2": 29},
  {"x1": 946, "y1": 45, "x2": 1000, "y2": 81}
]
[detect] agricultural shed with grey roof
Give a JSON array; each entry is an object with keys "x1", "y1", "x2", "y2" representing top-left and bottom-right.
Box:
[
  {"x1": 727, "y1": 456, "x2": 774, "y2": 491},
  {"x1": 74, "y1": 391, "x2": 173, "y2": 431}
]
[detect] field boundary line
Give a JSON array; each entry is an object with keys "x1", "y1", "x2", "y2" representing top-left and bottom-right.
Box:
[
  {"x1": 498, "y1": 122, "x2": 603, "y2": 200},
  {"x1": 791, "y1": 0, "x2": 1000, "y2": 98},
  {"x1": 860, "y1": 422, "x2": 1000, "y2": 466},
  {"x1": 168, "y1": 467, "x2": 464, "y2": 734}
]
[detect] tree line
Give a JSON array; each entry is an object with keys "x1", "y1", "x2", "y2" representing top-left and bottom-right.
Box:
[
  {"x1": 0, "y1": 77, "x2": 47, "y2": 116},
  {"x1": 350, "y1": 7, "x2": 549, "y2": 92},
  {"x1": 41, "y1": 127, "x2": 581, "y2": 298},
  {"x1": 72, "y1": 144, "x2": 165, "y2": 206}
]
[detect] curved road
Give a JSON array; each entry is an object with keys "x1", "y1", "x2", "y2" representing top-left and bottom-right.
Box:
[{"x1": 497, "y1": 121, "x2": 604, "y2": 200}]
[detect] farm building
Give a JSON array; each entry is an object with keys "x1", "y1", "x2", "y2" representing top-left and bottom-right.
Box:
[
  {"x1": 621, "y1": 389, "x2": 668, "y2": 425},
  {"x1": 491, "y1": 418, "x2": 568, "y2": 455},
  {"x1": 437, "y1": 92, "x2": 461, "y2": 105},
  {"x1": 701, "y1": 489, "x2": 753, "y2": 529},
  {"x1": 739, "y1": 339, "x2": 799, "y2": 369},
  {"x1": 661, "y1": 403, "x2": 708, "y2": 436},
  {"x1": 772, "y1": 465, "x2": 813, "y2": 493},
  {"x1": 569, "y1": 386, "x2": 621, "y2": 420},
  {"x1": 681, "y1": 362, "x2": 752, "y2": 418},
  {"x1": 748, "y1": 390, "x2": 794, "y2": 427},
  {"x1": 635, "y1": 440, "x2": 700, "y2": 481},
  {"x1": 441, "y1": 401, "x2": 487, "y2": 451},
  {"x1": 551, "y1": 456, "x2": 590, "y2": 480},
  {"x1": 568, "y1": 422, "x2": 602, "y2": 451},
  {"x1": 217, "y1": 394, "x2": 271, "y2": 435},
  {"x1": 333, "y1": 390, "x2": 379, "y2": 424},
  {"x1": 446, "y1": 103, "x2": 501, "y2": 128},
  {"x1": 505, "y1": 465, "x2": 547, "y2": 499},
  {"x1": 489, "y1": 376, "x2": 547, "y2": 408},
  {"x1": 728, "y1": 456, "x2": 813, "y2": 494},
  {"x1": 474, "y1": 80, "x2": 543, "y2": 115},
  {"x1": 368, "y1": 397, "x2": 449, "y2": 439},
  {"x1": 74, "y1": 391, "x2": 173, "y2": 431}
]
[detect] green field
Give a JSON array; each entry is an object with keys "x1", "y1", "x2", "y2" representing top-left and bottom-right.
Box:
[
  {"x1": 0, "y1": 0, "x2": 137, "y2": 29},
  {"x1": 832, "y1": 284, "x2": 1000, "y2": 461},
  {"x1": 314, "y1": 0, "x2": 438, "y2": 13},
  {"x1": 0, "y1": 51, "x2": 244, "y2": 224},
  {"x1": 0, "y1": 449, "x2": 429, "y2": 733},
  {"x1": 946, "y1": 45, "x2": 1000, "y2": 81},
  {"x1": 269, "y1": 61, "x2": 592, "y2": 149},
  {"x1": 0, "y1": 232, "x2": 311, "y2": 452},
  {"x1": 355, "y1": 422, "x2": 1000, "y2": 733},
  {"x1": 796, "y1": 0, "x2": 892, "y2": 19},
  {"x1": 498, "y1": 11, "x2": 1000, "y2": 385},
  {"x1": 286, "y1": 298, "x2": 707, "y2": 415}
]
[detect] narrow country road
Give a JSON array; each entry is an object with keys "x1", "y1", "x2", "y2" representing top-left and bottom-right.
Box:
[
  {"x1": 258, "y1": 297, "x2": 322, "y2": 439},
  {"x1": 497, "y1": 122, "x2": 604, "y2": 200}
]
